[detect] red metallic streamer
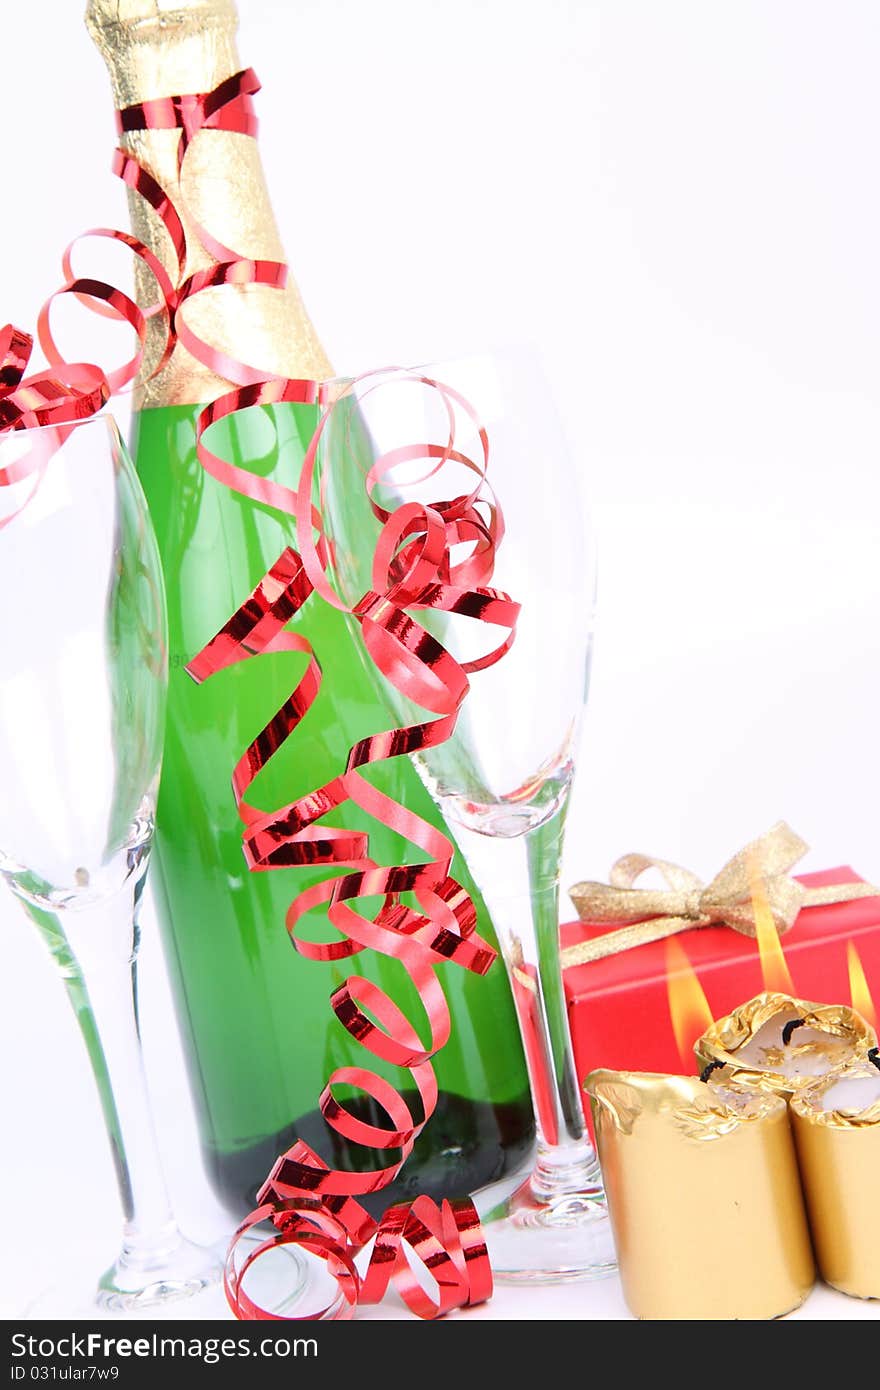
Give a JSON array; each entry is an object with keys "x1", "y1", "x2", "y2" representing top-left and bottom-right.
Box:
[
  {"x1": 0, "y1": 324, "x2": 109, "y2": 529},
  {"x1": 12, "y1": 68, "x2": 519, "y2": 1319},
  {"x1": 189, "y1": 372, "x2": 518, "y2": 1316}
]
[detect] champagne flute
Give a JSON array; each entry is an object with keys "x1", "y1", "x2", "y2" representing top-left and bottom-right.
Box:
[
  {"x1": 0, "y1": 415, "x2": 221, "y2": 1312},
  {"x1": 317, "y1": 352, "x2": 616, "y2": 1280}
]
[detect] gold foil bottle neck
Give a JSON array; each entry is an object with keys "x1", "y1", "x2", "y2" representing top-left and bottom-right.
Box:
[{"x1": 85, "y1": 0, "x2": 333, "y2": 408}]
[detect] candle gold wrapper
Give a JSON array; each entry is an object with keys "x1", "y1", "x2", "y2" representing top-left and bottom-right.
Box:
[
  {"x1": 585, "y1": 1070, "x2": 815, "y2": 1319},
  {"x1": 790, "y1": 1061, "x2": 880, "y2": 1300},
  {"x1": 694, "y1": 991, "x2": 877, "y2": 1098}
]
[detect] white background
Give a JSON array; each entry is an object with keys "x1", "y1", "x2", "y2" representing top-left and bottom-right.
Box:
[{"x1": 2, "y1": 0, "x2": 880, "y2": 1320}]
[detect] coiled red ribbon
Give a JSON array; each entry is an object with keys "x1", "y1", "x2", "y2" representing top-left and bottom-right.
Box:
[
  {"x1": 0, "y1": 323, "x2": 109, "y2": 527},
  {"x1": 189, "y1": 369, "x2": 518, "y2": 1318},
  {"x1": 20, "y1": 67, "x2": 519, "y2": 1318}
]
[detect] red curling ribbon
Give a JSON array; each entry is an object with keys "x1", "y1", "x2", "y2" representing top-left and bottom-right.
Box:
[
  {"x1": 37, "y1": 70, "x2": 283, "y2": 400},
  {"x1": 0, "y1": 325, "x2": 32, "y2": 392},
  {"x1": 25, "y1": 66, "x2": 514, "y2": 1318},
  {"x1": 0, "y1": 326, "x2": 108, "y2": 437},
  {"x1": 0, "y1": 324, "x2": 109, "y2": 529},
  {"x1": 224, "y1": 1143, "x2": 491, "y2": 1320},
  {"x1": 190, "y1": 372, "x2": 516, "y2": 1317}
]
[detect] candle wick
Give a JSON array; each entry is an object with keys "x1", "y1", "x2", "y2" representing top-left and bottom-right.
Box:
[
  {"x1": 699, "y1": 1059, "x2": 725, "y2": 1083},
  {"x1": 868, "y1": 1047, "x2": 880, "y2": 1074},
  {"x1": 781, "y1": 1018, "x2": 806, "y2": 1046}
]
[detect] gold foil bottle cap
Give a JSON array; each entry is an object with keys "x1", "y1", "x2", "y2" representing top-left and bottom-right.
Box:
[
  {"x1": 694, "y1": 991, "x2": 877, "y2": 1098},
  {"x1": 585, "y1": 1068, "x2": 815, "y2": 1319},
  {"x1": 86, "y1": 0, "x2": 236, "y2": 24},
  {"x1": 85, "y1": 1, "x2": 239, "y2": 106}
]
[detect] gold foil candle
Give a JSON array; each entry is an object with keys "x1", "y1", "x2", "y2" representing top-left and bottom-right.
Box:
[
  {"x1": 585, "y1": 1070, "x2": 814, "y2": 1320},
  {"x1": 790, "y1": 1058, "x2": 880, "y2": 1299},
  {"x1": 694, "y1": 992, "x2": 877, "y2": 1098}
]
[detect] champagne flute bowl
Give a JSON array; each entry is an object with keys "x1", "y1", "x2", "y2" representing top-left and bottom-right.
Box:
[
  {"x1": 316, "y1": 352, "x2": 616, "y2": 1281},
  {"x1": 0, "y1": 414, "x2": 221, "y2": 1313}
]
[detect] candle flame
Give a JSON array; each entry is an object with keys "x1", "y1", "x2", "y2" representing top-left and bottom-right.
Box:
[
  {"x1": 749, "y1": 856, "x2": 795, "y2": 994},
  {"x1": 666, "y1": 937, "x2": 714, "y2": 1069},
  {"x1": 847, "y1": 941, "x2": 876, "y2": 1028}
]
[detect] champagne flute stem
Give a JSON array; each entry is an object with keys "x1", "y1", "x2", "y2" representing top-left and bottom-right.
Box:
[
  {"x1": 26, "y1": 853, "x2": 180, "y2": 1266},
  {"x1": 527, "y1": 811, "x2": 592, "y2": 1136},
  {"x1": 454, "y1": 800, "x2": 603, "y2": 1201}
]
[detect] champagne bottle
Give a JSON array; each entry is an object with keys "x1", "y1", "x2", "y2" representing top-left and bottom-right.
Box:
[{"x1": 85, "y1": 0, "x2": 532, "y2": 1217}]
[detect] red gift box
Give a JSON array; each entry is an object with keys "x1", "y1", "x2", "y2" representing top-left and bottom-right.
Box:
[{"x1": 562, "y1": 866, "x2": 880, "y2": 1106}]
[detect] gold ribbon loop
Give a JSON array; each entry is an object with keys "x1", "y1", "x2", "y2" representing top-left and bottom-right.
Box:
[{"x1": 564, "y1": 822, "x2": 878, "y2": 970}]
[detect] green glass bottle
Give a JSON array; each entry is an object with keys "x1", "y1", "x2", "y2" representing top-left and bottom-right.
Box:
[{"x1": 86, "y1": 0, "x2": 532, "y2": 1218}]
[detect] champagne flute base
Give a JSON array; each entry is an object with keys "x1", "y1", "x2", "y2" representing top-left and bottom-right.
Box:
[
  {"x1": 24, "y1": 1231, "x2": 330, "y2": 1320},
  {"x1": 25, "y1": 1284, "x2": 231, "y2": 1320},
  {"x1": 96, "y1": 1233, "x2": 224, "y2": 1313},
  {"x1": 477, "y1": 1174, "x2": 617, "y2": 1283},
  {"x1": 25, "y1": 1241, "x2": 228, "y2": 1320}
]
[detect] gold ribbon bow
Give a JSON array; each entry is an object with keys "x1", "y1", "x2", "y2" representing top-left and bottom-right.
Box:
[{"x1": 563, "y1": 822, "x2": 879, "y2": 970}]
